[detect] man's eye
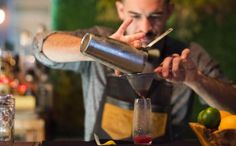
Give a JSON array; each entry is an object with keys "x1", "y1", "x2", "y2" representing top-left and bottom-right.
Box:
[
  {"x1": 149, "y1": 15, "x2": 163, "y2": 21},
  {"x1": 130, "y1": 15, "x2": 141, "y2": 19}
]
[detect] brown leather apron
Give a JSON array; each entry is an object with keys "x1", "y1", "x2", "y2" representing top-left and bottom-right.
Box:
[{"x1": 93, "y1": 75, "x2": 173, "y2": 143}]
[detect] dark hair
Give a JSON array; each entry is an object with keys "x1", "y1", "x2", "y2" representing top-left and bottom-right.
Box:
[{"x1": 118, "y1": 0, "x2": 171, "y2": 4}]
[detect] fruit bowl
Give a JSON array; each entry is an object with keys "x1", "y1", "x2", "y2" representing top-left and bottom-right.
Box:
[{"x1": 189, "y1": 122, "x2": 236, "y2": 146}]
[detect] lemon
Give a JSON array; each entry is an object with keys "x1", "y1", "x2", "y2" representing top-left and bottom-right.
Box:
[
  {"x1": 219, "y1": 110, "x2": 232, "y2": 119},
  {"x1": 102, "y1": 140, "x2": 116, "y2": 145},
  {"x1": 197, "y1": 107, "x2": 220, "y2": 129},
  {"x1": 218, "y1": 115, "x2": 236, "y2": 130}
]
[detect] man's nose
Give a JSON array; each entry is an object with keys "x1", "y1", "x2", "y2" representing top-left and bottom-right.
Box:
[{"x1": 140, "y1": 18, "x2": 152, "y2": 33}]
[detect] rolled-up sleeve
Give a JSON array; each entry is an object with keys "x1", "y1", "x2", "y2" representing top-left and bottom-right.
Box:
[
  {"x1": 32, "y1": 26, "x2": 114, "y2": 73},
  {"x1": 190, "y1": 42, "x2": 230, "y2": 82},
  {"x1": 33, "y1": 31, "x2": 59, "y2": 67},
  {"x1": 32, "y1": 31, "x2": 89, "y2": 73}
]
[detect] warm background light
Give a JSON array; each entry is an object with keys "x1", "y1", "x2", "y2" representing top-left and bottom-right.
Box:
[{"x1": 0, "y1": 9, "x2": 5, "y2": 24}]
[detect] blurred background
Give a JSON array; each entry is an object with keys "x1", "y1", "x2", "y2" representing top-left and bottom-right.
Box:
[{"x1": 0, "y1": 0, "x2": 235, "y2": 141}]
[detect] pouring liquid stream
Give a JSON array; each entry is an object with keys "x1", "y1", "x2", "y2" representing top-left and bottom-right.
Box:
[{"x1": 136, "y1": 90, "x2": 148, "y2": 99}]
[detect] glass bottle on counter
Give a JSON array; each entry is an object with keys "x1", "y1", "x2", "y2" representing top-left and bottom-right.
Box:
[{"x1": 37, "y1": 74, "x2": 53, "y2": 111}]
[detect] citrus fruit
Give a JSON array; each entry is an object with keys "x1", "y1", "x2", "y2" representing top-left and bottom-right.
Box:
[
  {"x1": 219, "y1": 110, "x2": 232, "y2": 119},
  {"x1": 218, "y1": 115, "x2": 236, "y2": 130},
  {"x1": 197, "y1": 107, "x2": 220, "y2": 129},
  {"x1": 103, "y1": 140, "x2": 116, "y2": 145}
]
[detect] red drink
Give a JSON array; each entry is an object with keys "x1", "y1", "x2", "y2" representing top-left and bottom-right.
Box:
[
  {"x1": 133, "y1": 135, "x2": 152, "y2": 145},
  {"x1": 137, "y1": 90, "x2": 148, "y2": 98}
]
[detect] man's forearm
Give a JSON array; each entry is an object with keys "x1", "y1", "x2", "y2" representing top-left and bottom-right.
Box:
[
  {"x1": 186, "y1": 71, "x2": 236, "y2": 113},
  {"x1": 37, "y1": 32, "x2": 92, "y2": 62}
]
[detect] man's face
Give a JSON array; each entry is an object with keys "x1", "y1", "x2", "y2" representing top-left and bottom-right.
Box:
[{"x1": 116, "y1": 0, "x2": 171, "y2": 46}]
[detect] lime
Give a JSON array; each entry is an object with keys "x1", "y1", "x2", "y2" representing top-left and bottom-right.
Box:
[
  {"x1": 197, "y1": 110, "x2": 205, "y2": 123},
  {"x1": 197, "y1": 107, "x2": 220, "y2": 129}
]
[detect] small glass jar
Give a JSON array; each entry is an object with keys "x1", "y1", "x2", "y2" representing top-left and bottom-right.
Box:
[{"x1": 0, "y1": 94, "x2": 15, "y2": 144}]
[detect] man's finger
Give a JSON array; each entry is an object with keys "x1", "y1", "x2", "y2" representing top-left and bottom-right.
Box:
[
  {"x1": 125, "y1": 32, "x2": 145, "y2": 43},
  {"x1": 131, "y1": 40, "x2": 142, "y2": 48},
  {"x1": 180, "y1": 48, "x2": 196, "y2": 70},
  {"x1": 162, "y1": 57, "x2": 173, "y2": 77},
  {"x1": 116, "y1": 18, "x2": 133, "y2": 35},
  {"x1": 154, "y1": 66, "x2": 162, "y2": 73},
  {"x1": 172, "y1": 57, "x2": 181, "y2": 77},
  {"x1": 172, "y1": 53, "x2": 180, "y2": 57},
  {"x1": 114, "y1": 70, "x2": 122, "y2": 76},
  {"x1": 181, "y1": 48, "x2": 190, "y2": 60}
]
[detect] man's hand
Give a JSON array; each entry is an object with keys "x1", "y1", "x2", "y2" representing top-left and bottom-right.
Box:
[
  {"x1": 110, "y1": 18, "x2": 144, "y2": 48},
  {"x1": 154, "y1": 49, "x2": 236, "y2": 113},
  {"x1": 110, "y1": 18, "x2": 144, "y2": 75},
  {"x1": 154, "y1": 48, "x2": 199, "y2": 84}
]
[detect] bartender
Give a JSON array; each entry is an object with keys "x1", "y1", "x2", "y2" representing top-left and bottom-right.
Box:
[{"x1": 33, "y1": 0, "x2": 236, "y2": 141}]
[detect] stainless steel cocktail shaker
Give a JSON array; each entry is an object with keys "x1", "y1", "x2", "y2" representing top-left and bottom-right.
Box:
[{"x1": 80, "y1": 33, "x2": 148, "y2": 73}]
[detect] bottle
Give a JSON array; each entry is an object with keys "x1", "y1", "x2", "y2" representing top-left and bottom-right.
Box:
[{"x1": 37, "y1": 74, "x2": 53, "y2": 111}]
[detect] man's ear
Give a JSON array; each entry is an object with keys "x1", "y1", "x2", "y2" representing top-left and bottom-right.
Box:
[{"x1": 115, "y1": 1, "x2": 125, "y2": 20}]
